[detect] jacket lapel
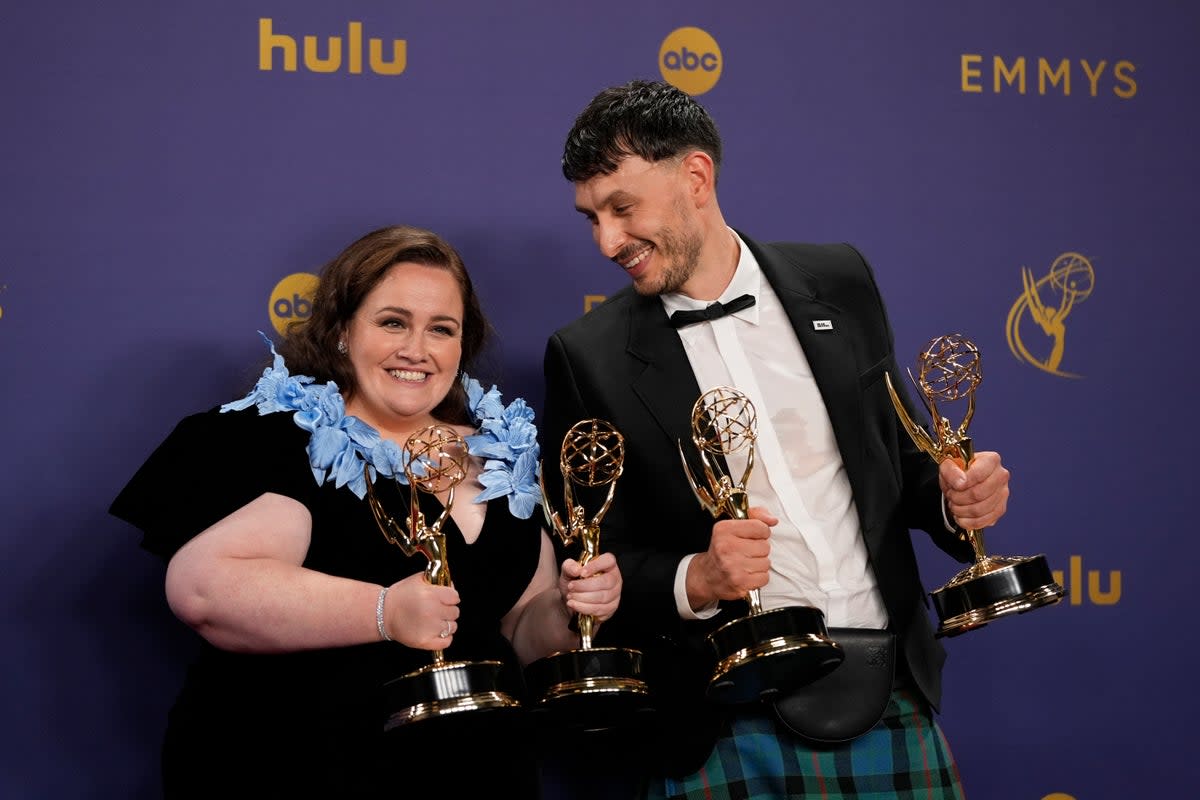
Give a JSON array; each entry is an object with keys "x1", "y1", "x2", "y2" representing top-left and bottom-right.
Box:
[
  {"x1": 616, "y1": 236, "x2": 871, "y2": 505},
  {"x1": 743, "y1": 236, "x2": 868, "y2": 502},
  {"x1": 625, "y1": 293, "x2": 705, "y2": 451}
]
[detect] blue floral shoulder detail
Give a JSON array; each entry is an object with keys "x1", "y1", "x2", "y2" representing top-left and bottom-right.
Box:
[{"x1": 220, "y1": 332, "x2": 541, "y2": 519}]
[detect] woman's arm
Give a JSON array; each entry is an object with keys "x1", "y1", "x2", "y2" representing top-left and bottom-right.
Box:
[
  {"x1": 500, "y1": 531, "x2": 622, "y2": 665},
  {"x1": 164, "y1": 492, "x2": 459, "y2": 653}
]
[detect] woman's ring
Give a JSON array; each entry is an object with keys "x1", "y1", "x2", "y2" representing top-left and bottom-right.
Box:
[{"x1": 440, "y1": 620, "x2": 451, "y2": 639}]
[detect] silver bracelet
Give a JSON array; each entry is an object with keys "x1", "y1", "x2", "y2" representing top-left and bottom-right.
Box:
[{"x1": 376, "y1": 586, "x2": 393, "y2": 642}]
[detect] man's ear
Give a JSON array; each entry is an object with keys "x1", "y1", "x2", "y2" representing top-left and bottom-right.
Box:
[{"x1": 679, "y1": 150, "x2": 717, "y2": 207}]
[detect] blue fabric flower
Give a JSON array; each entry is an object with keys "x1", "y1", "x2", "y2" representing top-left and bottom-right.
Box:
[
  {"x1": 475, "y1": 449, "x2": 542, "y2": 519},
  {"x1": 220, "y1": 332, "x2": 314, "y2": 415},
  {"x1": 367, "y1": 439, "x2": 410, "y2": 485},
  {"x1": 465, "y1": 376, "x2": 506, "y2": 424},
  {"x1": 220, "y1": 335, "x2": 541, "y2": 516}
]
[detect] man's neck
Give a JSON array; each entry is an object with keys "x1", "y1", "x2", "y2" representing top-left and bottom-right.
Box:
[{"x1": 679, "y1": 221, "x2": 740, "y2": 301}]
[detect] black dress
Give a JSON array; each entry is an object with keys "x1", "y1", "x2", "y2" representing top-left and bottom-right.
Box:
[{"x1": 111, "y1": 407, "x2": 544, "y2": 799}]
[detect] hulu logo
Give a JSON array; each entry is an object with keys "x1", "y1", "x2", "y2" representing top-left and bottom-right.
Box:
[
  {"x1": 1051, "y1": 555, "x2": 1121, "y2": 606},
  {"x1": 259, "y1": 18, "x2": 407, "y2": 75}
]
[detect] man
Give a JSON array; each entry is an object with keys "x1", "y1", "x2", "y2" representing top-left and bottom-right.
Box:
[{"x1": 540, "y1": 79, "x2": 1010, "y2": 799}]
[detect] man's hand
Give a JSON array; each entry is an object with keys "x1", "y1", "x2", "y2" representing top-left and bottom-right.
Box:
[
  {"x1": 685, "y1": 507, "x2": 778, "y2": 611},
  {"x1": 940, "y1": 450, "x2": 1010, "y2": 530}
]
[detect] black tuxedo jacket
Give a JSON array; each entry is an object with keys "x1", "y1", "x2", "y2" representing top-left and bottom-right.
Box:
[{"x1": 541, "y1": 234, "x2": 974, "y2": 774}]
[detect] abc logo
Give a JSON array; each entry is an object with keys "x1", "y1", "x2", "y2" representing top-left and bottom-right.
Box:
[
  {"x1": 659, "y1": 27, "x2": 722, "y2": 95},
  {"x1": 269, "y1": 272, "x2": 319, "y2": 336}
]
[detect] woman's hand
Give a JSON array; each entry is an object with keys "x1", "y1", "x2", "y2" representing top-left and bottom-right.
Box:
[
  {"x1": 558, "y1": 552, "x2": 622, "y2": 624},
  {"x1": 382, "y1": 572, "x2": 460, "y2": 651}
]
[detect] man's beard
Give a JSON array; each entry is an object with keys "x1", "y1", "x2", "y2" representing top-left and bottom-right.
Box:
[{"x1": 633, "y1": 216, "x2": 703, "y2": 297}]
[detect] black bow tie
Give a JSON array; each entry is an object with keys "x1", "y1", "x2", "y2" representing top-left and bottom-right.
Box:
[{"x1": 668, "y1": 294, "x2": 756, "y2": 329}]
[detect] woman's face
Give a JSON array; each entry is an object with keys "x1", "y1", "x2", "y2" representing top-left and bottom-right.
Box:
[{"x1": 342, "y1": 261, "x2": 464, "y2": 439}]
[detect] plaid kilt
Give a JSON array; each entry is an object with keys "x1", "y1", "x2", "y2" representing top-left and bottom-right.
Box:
[{"x1": 645, "y1": 689, "x2": 965, "y2": 800}]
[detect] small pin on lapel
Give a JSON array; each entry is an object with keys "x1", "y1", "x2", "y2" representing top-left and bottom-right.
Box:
[{"x1": 812, "y1": 320, "x2": 833, "y2": 331}]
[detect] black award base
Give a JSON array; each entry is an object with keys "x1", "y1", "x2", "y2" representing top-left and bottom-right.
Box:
[
  {"x1": 931, "y1": 553, "x2": 1065, "y2": 637},
  {"x1": 705, "y1": 606, "x2": 845, "y2": 705}
]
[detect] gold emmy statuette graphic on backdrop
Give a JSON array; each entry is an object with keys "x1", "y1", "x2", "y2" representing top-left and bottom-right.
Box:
[
  {"x1": 524, "y1": 419, "x2": 650, "y2": 728},
  {"x1": 679, "y1": 387, "x2": 843, "y2": 704},
  {"x1": 1005, "y1": 252, "x2": 1095, "y2": 378},
  {"x1": 885, "y1": 334, "x2": 1064, "y2": 637},
  {"x1": 365, "y1": 425, "x2": 521, "y2": 730}
]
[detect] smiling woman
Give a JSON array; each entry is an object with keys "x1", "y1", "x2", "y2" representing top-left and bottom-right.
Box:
[
  {"x1": 108, "y1": 224, "x2": 625, "y2": 798},
  {"x1": 341, "y1": 261, "x2": 466, "y2": 441}
]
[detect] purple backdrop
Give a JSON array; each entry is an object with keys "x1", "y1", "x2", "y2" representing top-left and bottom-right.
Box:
[{"x1": 3, "y1": 2, "x2": 1196, "y2": 797}]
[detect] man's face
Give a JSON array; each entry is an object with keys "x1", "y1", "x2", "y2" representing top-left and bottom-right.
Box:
[{"x1": 573, "y1": 155, "x2": 703, "y2": 296}]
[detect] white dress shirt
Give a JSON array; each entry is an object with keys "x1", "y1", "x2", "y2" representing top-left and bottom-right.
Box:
[{"x1": 661, "y1": 231, "x2": 890, "y2": 630}]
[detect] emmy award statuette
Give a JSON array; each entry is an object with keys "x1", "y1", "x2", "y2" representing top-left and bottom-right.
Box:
[
  {"x1": 885, "y1": 334, "x2": 1065, "y2": 637},
  {"x1": 365, "y1": 425, "x2": 522, "y2": 730},
  {"x1": 524, "y1": 419, "x2": 650, "y2": 728},
  {"x1": 679, "y1": 387, "x2": 843, "y2": 705}
]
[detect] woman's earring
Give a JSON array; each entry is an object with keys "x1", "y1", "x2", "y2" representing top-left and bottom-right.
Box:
[{"x1": 337, "y1": 340, "x2": 348, "y2": 355}]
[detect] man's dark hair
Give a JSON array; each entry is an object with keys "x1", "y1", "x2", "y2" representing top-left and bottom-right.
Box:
[{"x1": 562, "y1": 79, "x2": 723, "y2": 183}]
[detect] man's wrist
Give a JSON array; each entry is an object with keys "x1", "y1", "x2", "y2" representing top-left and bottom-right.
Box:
[{"x1": 676, "y1": 554, "x2": 720, "y2": 620}]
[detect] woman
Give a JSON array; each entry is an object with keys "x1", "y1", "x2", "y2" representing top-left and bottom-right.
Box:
[{"x1": 110, "y1": 225, "x2": 621, "y2": 798}]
